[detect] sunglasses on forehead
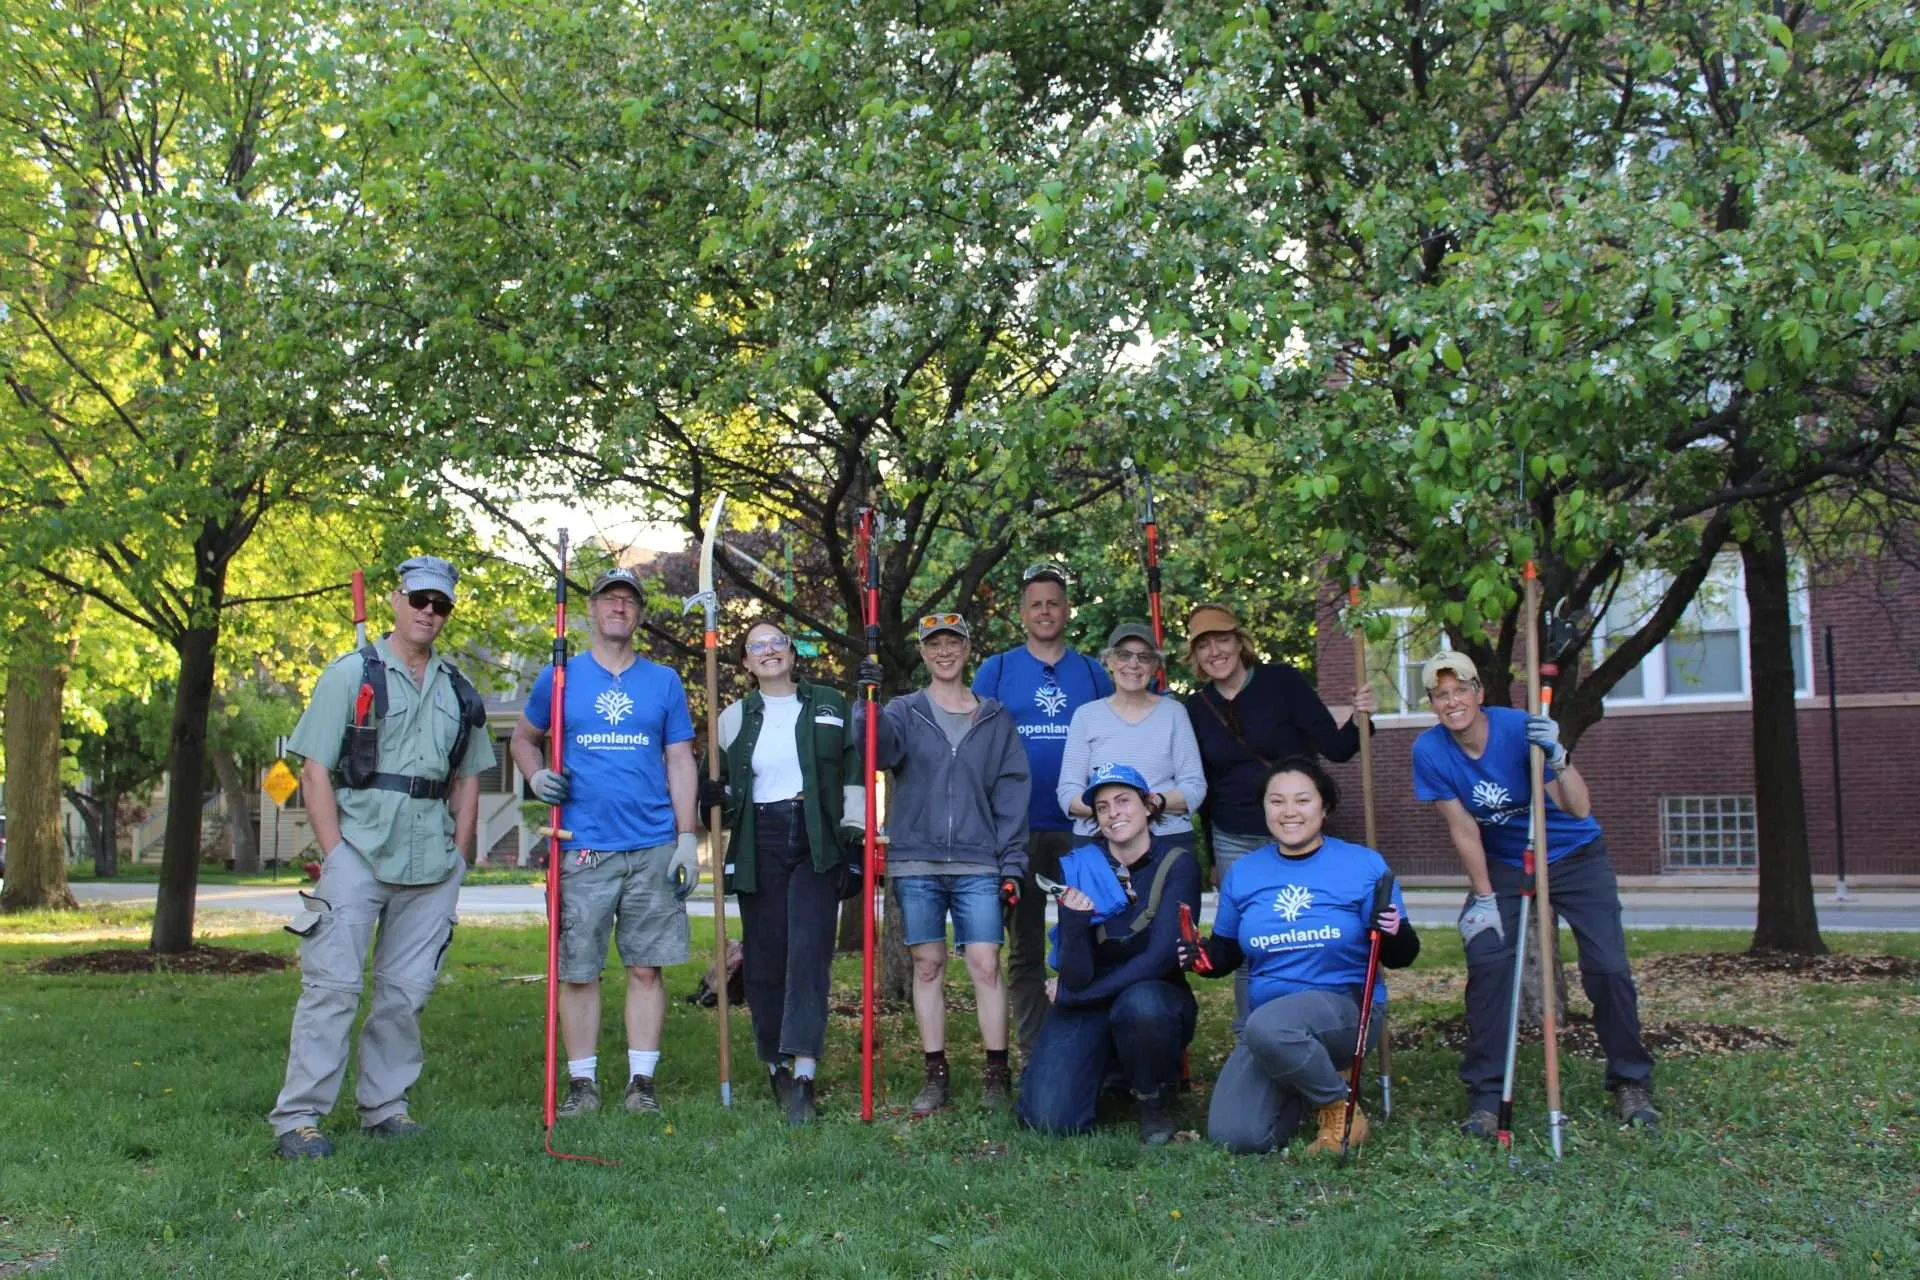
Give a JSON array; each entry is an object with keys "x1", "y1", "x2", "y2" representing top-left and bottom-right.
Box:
[
  {"x1": 919, "y1": 613, "x2": 965, "y2": 631},
  {"x1": 406, "y1": 590, "x2": 454, "y2": 617},
  {"x1": 1021, "y1": 561, "x2": 1071, "y2": 586}
]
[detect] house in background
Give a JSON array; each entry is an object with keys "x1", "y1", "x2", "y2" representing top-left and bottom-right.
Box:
[{"x1": 1311, "y1": 552, "x2": 1920, "y2": 881}]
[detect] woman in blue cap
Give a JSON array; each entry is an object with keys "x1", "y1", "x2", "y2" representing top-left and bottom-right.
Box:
[{"x1": 1015, "y1": 762, "x2": 1202, "y2": 1145}]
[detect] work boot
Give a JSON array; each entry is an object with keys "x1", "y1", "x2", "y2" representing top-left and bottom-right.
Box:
[
  {"x1": 557, "y1": 1078, "x2": 601, "y2": 1118},
  {"x1": 769, "y1": 1064, "x2": 796, "y2": 1109},
  {"x1": 785, "y1": 1075, "x2": 818, "y2": 1127},
  {"x1": 1614, "y1": 1083, "x2": 1660, "y2": 1130},
  {"x1": 364, "y1": 1113, "x2": 423, "y2": 1139},
  {"x1": 624, "y1": 1075, "x2": 662, "y2": 1115},
  {"x1": 910, "y1": 1063, "x2": 951, "y2": 1117},
  {"x1": 1304, "y1": 1099, "x2": 1368, "y2": 1156},
  {"x1": 1136, "y1": 1089, "x2": 1178, "y2": 1147},
  {"x1": 981, "y1": 1060, "x2": 1013, "y2": 1112},
  {"x1": 275, "y1": 1125, "x2": 334, "y2": 1160},
  {"x1": 1459, "y1": 1109, "x2": 1500, "y2": 1141}
]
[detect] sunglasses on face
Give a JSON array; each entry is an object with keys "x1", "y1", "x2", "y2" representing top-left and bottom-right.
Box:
[
  {"x1": 745, "y1": 634, "x2": 792, "y2": 656},
  {"x1": 407, "y1": 591, "x2": 454, "y2": 617}
]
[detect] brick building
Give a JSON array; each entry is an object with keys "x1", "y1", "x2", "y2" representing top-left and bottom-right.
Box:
[{"x1": 1307, "y1": 553, "x2": 1920, "y2": 882}]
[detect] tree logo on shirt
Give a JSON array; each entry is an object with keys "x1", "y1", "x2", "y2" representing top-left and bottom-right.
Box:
[
  {"x1": 1471, "y1": 779, "x2": 1517, "y2": 823},
  {"x1": 594, "y1": 688, "x2": 635, "y2": 726},
  {"x1": 1271, "y1": 884, "x2": 1313, "y2": 922},
  {"x1": 1033, "y1": 682, "x2": 1069, "y2": 717}
]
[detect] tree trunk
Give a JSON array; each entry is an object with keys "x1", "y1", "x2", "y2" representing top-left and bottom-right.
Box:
[
  {"x1": 213, "y1": 749, "x2": 259, "y2": 873},
  {"x1": 151, "y1": 620, "x2": 221, "y2": 953},
  {"x1": 1, "y1": 614, "x2": 80, "y2": 912},
  {"x1": 1742, "y1": 510, "x2": 1826, "y2": 955},
  {"x1": 97, "y1": 786, "x2": 120, "y2": 877},
  {"x1": 1518, "y1": 912, "x2": 1569, "y2": 1029}
]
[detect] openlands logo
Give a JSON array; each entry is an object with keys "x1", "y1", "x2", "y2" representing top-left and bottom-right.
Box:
[
  {"x1": 1034, "y1": 682, "x2": 1069, "y2": 717},
  {"x1": 595, "y1": 688, "x2": 635, "y2": 726},
  {"x1": 1472, "y1": 779, "x2": 1520, "y2": 824},
  {"x1": 1272, "y1": 884, "x2": 1313, "y2": 922}
]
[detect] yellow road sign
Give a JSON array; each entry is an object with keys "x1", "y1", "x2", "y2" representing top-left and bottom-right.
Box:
[{"x1": 262, "y1": 759, "x2": 300, "y2": 808}]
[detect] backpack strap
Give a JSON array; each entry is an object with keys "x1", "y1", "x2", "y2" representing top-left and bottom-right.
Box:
[
  {"x1": 443, "y1": 662, "x2": 487, "y2": 775},
  {"x1": 1094, "y1": 845, "x2": 1191, "y2": 945}
]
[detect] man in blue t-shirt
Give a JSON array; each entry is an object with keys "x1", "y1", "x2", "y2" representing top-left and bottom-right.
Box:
[
  {"x1": 1411, "y1": 649, "x2": 1657, "y2": 1137},
  {"x1": 510, "y1": 567, "x2": 698, "y2": 1118},
  {"x1": 972, "y1": 562, "x2": 1113, "y2": 1058}
]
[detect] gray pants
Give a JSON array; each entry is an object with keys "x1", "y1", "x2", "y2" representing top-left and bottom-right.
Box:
[
  {"x1": 1206, "y1": 988, "x2": 1380, "y2": 1154},
  {"x1": 269, "y1": 846, "x2": 462, "y2": 1134},
  {"x1": 1007, "y1": 829, "x2": 1078, "y2": 1059},
  {"x1": 1210, "y1": 826, "x2": 1269, "y2": 1029}
]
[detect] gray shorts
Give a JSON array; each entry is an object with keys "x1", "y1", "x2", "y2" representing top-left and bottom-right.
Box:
[{"x1": 557, "y1": 844, "x2": 689, "y2": 981}]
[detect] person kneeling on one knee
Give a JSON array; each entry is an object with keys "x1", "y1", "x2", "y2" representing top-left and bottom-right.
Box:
[
  {"x1": 1014, "y1": 762, "x2": 1202, "y2": 1146},
  {"x1": 1180, "y1": 757, "x2": 1419, "y2": 1156}
]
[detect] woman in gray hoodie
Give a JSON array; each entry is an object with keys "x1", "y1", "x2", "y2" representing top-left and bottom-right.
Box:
[{"x1": 861, "y1": 612, "x2": 1031, "y2": 1116}]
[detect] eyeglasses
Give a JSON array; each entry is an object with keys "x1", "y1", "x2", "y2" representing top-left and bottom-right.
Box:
[
  {"x1": 1428, "y1": 684, "x2": 1478, "y2": 706},
  {"x1": 745, "y1": 634, "x2": 792, "y2": 656},
  {"x1": 1111, "y1": 648, "x2": 1159, "y2": 667},
  {"x1": 1021, "y1": 562, "x2": 1071, "y2": 586},
  {"x1": 406, "y1": 591, "x2": 454, "y2": 617}
]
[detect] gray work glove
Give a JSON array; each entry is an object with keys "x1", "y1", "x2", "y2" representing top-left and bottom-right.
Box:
[
  {"x1": 529, "y1": 767, "x2": 570, "y2": 804},
  {"x1": 669, "y1": 831, "x2": 701, "y2": 902},
  {"x1": 1524, "y1": 713, "x2": 1569, "y2": 770},
  {"x1": 1458, "y1": 892, "x2": 1504, "y2": 945}
]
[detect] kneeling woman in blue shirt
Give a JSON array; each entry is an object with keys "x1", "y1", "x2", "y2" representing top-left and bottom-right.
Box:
[
  {"x1": 1181, "y1": 756, "x2": 1419, "y2": 1155},
  {"x1": 1015, "y1": 762, "x2": 1202, "y2": 1145}
]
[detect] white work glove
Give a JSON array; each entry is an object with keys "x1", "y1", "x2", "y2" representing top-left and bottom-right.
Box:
[
  {"x1": 1524, "y1": 713, "x2": 1569, "y2": 770},
  {"x1": 1458, "y1": 892, "x2": 1504, "y2": 945},
  {"x1": 669, "y1": 831, "x2": 701, "y2": 902},
  {"x1": 528, "y1": 767, "x2": 570, "y2": 803}
]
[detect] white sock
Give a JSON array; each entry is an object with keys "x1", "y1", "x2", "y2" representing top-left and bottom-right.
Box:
[
  {"x1": 629, "y1": 1049, "x2": 660, "y2": 1080},
  {"x1": 791, "y1": 1057, "x2": 817, "y2": 1081},
  {"x1": 567, "y1": 1056, "x2": 597, "y2": 1081}
]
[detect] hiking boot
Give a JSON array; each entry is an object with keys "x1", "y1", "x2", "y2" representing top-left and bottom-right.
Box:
[
  {"x1": 624, "y1": 1075, "x2": 662, "y2": 1114},
  {"x1": 557, "y1": 1077, "x2": 601, "y2": 1118},
  {"x1": 276, "y1": 1125, "x2": 334, "y2": 1160},
  {"x1": 1459, "y1": 1108, "x2": 1500, "y2": 1140},
  {"x1": 1614, "y1": 1083, "x2": 1660, "y2": 1130},
  {"x1": 769, "y1": 1064, "x2": 796, "y2": 1108},
  {"x1": 364, "y1": 1113, "x2": 423, "y2": 1139},
  {"x1": 1305, "y1": 1099, "x2": 1368, "y2": 1156},
  {"x1": 785, "y1": 1075, "x2": 818, "y2": 1127},
  {"x1": 910, "y1": 1065, "x2": 951, "y2": 1118},
  {"x1": 1136, "y1": 1090, "x2": 1178, "y2": 1147},
  {"x1": 981, "y1": 1061, "x2": 1013, "y2": 1112}
]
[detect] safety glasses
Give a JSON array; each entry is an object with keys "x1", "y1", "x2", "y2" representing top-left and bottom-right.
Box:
[
  {"x1": 745, "y1": 634, "x2": 792, "y2": 656},
  {"x1": 406, "y1": 591, "x2": 454, "y2": 617}
]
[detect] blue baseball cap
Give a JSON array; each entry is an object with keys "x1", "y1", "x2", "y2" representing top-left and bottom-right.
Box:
[{"x1": 1081, "y1": 761, "x2": 1153, "y2": 808}]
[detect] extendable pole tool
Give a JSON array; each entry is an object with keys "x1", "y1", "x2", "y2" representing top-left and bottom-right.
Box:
[
  {"x1": 1340, "y1": 872, "x2": 1395, "y2": 1164},
  {"x1": 856, "y1": 504, "x2": 884, "y2": 1121},
  {"x1": 686, "y1": 496, "x2": 733, "y2": 1107},
  {"x1": 1348, "y1": 575, "x2": 1390, "y2": 1117},
  {"x1": 1122, "y1": 457, "x2": 1167, "y2": 692}
]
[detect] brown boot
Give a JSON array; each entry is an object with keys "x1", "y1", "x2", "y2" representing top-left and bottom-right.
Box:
[{"x1": 1304, "y1": 1099, "x2": 1369, "y2": 1156}]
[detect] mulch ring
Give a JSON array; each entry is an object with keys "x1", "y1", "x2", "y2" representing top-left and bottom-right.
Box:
[
  {"x1": 1636, "y1": 952, "x2": 1920, "y2": 984},
  {"x1": 31, "y1": 945, "x2": 290, "y2": 976},
  {"x1": 1399, "y1": 1011, "x2": 1793, "y2": 1058}
]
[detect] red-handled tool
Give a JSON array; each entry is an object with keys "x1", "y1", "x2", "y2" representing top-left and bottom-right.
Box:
[{"x1": 1179, "y1": 902, "x2": 1214, "y2": 974}]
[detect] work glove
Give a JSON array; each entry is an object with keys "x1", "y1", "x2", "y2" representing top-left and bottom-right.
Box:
[
  {"x1": 838, "y1": 832, "x2": 869, "y2": 900},
  {"x1": 1175, "y1": 934, "x2": 1213, "y2": 974},
  {"x1": 1000, "y1": 877, "x2": 1021, "y2": 908},
  {"x1": 670, "y1": 831, "x2": 701, "y2": 902},
  {"x1": 1373, "y1": 905, "x2": 1403, "y2": 936},
  {"x1": 1524, "y1": 713, "x2": 1569, "y2": 770},
  {"x1": 856, "y1": 658, "x2": 884, "y2": 691},
  {"x1": 1457, "y1": 892, "x2": 1504, "y2": 945},
  {"x1": 698, "y1": 776, "x2": 730, "y2": 815},
  {"x1": 528, "y1": 767, "x2": 570, "y2": 804}
]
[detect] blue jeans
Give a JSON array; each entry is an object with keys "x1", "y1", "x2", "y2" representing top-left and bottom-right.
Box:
[
  {"x1": 1014, "y1": 980, "x2": 1197, "y2": 1135},
  {"x1": 895, "y1": 873, "x2": 1004, "y2": 947}
]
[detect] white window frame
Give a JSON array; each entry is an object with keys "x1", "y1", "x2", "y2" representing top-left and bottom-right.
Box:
[
  {"x1": 1369, "y1": 606, "x2": 1445, "y2": 721},
  {"x1": 1594, "y1": 554, "x2": 1813, "y2": 707}
]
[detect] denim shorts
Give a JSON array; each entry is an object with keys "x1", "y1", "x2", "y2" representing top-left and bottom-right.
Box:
[{"x1": 894, "y1": 873, "x2": 1004, "y2": 947}]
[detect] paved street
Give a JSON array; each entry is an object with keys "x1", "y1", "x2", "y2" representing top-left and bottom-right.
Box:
[{"x1": 69, "y1": 880, "x2": 1920, "y2": 932}]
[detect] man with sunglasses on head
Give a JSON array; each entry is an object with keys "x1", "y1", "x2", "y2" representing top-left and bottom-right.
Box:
[
  {"x1": 510, "y1": 566, "x2": 700, "y2": 1120},
  {"x1": 972, "y1": 563, "x2": 1113, "y2": 1060},
  {"x1": 1412, "y1": 649, "x2": 1658, "y2": 1138},
  {"x1": 270, "y1": 555, "x2": 495, "y2": 1159}
]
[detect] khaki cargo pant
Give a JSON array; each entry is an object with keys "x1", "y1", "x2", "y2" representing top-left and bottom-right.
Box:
[{"x1": 268, "y1": 845, "x2": 462, "y2": 1135}]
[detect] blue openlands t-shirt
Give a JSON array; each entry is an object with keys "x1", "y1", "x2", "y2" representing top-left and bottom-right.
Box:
[
  {"x1": 973, "y1": 645, "x2": 1112, "y2": 833},
  {"x1": 1214, "y1": 836, "x2": 1405, "y2": 1011},
  {"x1": 525, "y1": 653, "x2": 694, "y2": 850},
  {"x1": 1410, "y1": 705, "x2": 1602, "y2": 866}
]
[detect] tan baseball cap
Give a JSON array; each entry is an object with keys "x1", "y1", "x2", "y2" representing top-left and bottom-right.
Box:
[
  {"x1": 1421, "y1": 649, "x2": 1481, "y2": 691},
  {"x1": 1186, "y1": 603, "x2": 1241, "y2": 642}
]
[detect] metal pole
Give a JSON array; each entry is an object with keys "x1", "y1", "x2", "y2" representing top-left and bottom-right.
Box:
[
  {"x1": 858, "y1": 505, "x2": 883, "y2": 1120},
  {"x1": 1826, "y1": 626, "x2": 1851, "y2": 902}
]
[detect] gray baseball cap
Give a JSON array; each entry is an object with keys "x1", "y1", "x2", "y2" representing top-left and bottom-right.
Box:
[
  {"x1": 397, "y1": 555, "x2": 459, "y2": 602},
  {"x1": 590, "y1": 567, "x2": 644, "y2": 598}
]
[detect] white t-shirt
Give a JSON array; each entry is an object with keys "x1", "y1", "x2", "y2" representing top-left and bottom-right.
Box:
[{"x1": 750, "y1": 694, "x2": 805, "y2": 802}]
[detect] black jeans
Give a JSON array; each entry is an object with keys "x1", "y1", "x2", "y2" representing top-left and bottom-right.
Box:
[
  {"x1": 1461, "y1": 835, "x2": 1655, "y2": 1109},
  {"x1": 735, "y1": 800, "x2": 841, "y2": 1064},
  {"x1": 1007, "y1": 829, "x2": 1078, "y2": 1059}
]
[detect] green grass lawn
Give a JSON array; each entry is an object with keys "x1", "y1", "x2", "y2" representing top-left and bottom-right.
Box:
[
  {"x1": 1, "y1": 914, "x2": 1914, "y2": 1279},
  {"x1": 64, "y1": 864, "x2": 548, "y2": 887}
]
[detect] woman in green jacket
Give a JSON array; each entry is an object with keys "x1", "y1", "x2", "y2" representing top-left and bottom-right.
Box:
[{"x1": 704, "y1": 619, "x2": 864, "y2": 1124}]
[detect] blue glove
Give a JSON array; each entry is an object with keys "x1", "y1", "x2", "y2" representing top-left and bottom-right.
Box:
[
  {"x1": 1457, "y1": 892, "x2": 1504, "y2": 945},
  {"x1": 1524, "y1": 714, "x2": 1568, "y2": 770}
]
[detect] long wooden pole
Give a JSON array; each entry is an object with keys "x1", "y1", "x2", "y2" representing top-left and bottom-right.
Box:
[{"x1": 1524, "y1": 562, "x2": 1565, "y2": 1159}]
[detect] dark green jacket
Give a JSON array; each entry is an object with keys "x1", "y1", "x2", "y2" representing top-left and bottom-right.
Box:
[{"x1": 710, "y1": 681, "x2": 863, "y2": 894}]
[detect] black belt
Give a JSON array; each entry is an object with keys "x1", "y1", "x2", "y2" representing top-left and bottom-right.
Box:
[
  {"x1": 350, "y1": 772, "x2": 449, "y2": 800},
  {"x1": 753, "y1": 795, "x2": 805, "y2": 811}
]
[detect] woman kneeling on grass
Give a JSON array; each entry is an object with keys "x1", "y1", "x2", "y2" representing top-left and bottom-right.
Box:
[
  {"x1": 1179, "y1": 756, "x2": 1418, "y2": 1155},
  {"x1": 1015, "y1": 762, "x2": 1201, "y2": 1145}
]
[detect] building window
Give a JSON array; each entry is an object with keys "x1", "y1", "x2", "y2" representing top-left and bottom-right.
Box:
[
  {"x1": 1595, "y1": 555, "x2": 1811, "y2": 705},
  {"x1": 1365, "y1": 607, "x2": 1445, "y2": 717},
  {"x1": 473, "y1": 732, "x2": 516, "y2": 795},
  {"x1": 1661, "y1": 795, "x2": 1758, "y2": 870}
]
